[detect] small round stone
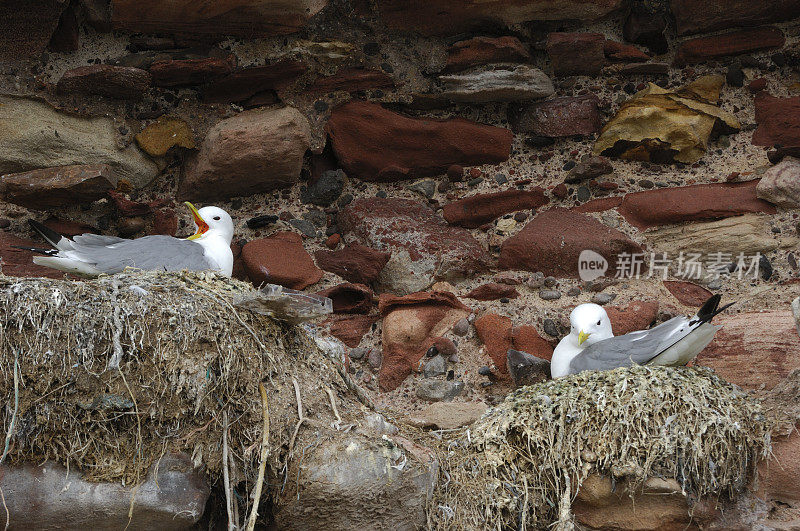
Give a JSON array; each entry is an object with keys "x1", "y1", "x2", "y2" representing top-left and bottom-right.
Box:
[
  {"x1": 543, "y1": 318, "x2": 559, "y2": 337},
  {"x1": 478, "y1": 366, "x2": 491, "y2": 376},
  {"x1": 539, "y1": 289, "x2": 562, "y2": 300},
  {"x1": 543, "y1": 276, "x2": 557, "y2": 287},
  {"x1": 567, "y1": 287, "x2": 581, "y2": 296},
  {"x1": 452, "y1": 318, "x2": 470, "y2": 336},
  {"x1": 349, "y1": 347, "x2": 367, "y2": 360},
  {"x1": 591, "y1": 293, "x2": 617, "y2": 305}
]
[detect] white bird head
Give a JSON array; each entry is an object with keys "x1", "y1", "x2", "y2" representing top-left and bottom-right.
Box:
[
  {"x1": 184, "y1": 203, "x2": 234, "y2": 245},
  {"x1": 569, "y1": 303, "x2": 614, "y2": 347}
]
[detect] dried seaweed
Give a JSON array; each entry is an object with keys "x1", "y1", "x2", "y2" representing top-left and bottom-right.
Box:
[{"x1": 428, "y1": 366, "x2": 774, "y2": 530}]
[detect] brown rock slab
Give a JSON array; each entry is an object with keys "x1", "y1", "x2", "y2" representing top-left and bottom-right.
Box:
[
  {"x1": 0, "y1": 232, "x2": 64, "y2": 278},
  {"x1": 111, "y1": 0, "x2": 327, "y2": 37},
  {"x1": 609, "y1": 62, "x2": 670, "y2": 76},
  {"x1": 757, "y1": 157, "x2": 800, "y2": 208},
  {"x1": 1, "y1": 164, "x2": 118, "y2": 210},
  {"x1": 605, "y1": 300, "x2": 659, "y2": 336},
  {"x1": 753, "y1": 93, "x2": 800, "y2": 149},
  {"x1": 603, "y1": 40, "x2": 649, "y2": 62},
  {"x1": 509, "y1": 95, "x2": 602, "y2": 136},
  {"x1": 313, "y1": 243, "x2": 390, "y2": 285},
  {"x1": 149, "y1": 55, "x2": 236, "y2": 87},
  {"x1": 325, "y1": 314, "x2": 378, "y2": 348},
  {"x1": 181, "y1": 106, "x2": 310, "y2": 201},
  {"x1": 339, "y1": 198, "x2": 492, "y2": 294},
  {"x1": 571, "y1": 196, "x2": 622, "y2": 213},
  {"x1": 444, "y1": 36, "x2": 531, "y2": 73},
  {"x1": 618, "y1": 181, "x2": 775, "y2": 230},
  {"x1": 758, "y1": 430, "x2": 800, "y2": 507},
  {"x1": 0, "y1": 0, "x2": 68, "y2": 60},
  {"x1": 671, "y1": 0, "x2": 800, "y2": 36},
  {"x1": 326, "y1": 101, "x2": 512, "y2": 182},
  {"x1": 57, "y1": 65, "x2": 152, "y2": 100},
  {"x1": 674, "y1": 26, "x2": 785, "y2": 66},
  {"x1": 150, "y1": 208, "x2": 178, "y2": 237},
  {"x1": 442, "y1": 189, "x2": 548, "y2": 228},
  {"x1": 695, "y1": 311, "x2": 800, "y2": 391},
  {"x1": 663, "y1": 280, "x2": 713, "y2": 307},
  {"x1": 241, "y1": 231, "x2": 323, "y2": 289},
  {"x1": 499, "y1": 208, "x2": 644, "y2": 278},
  {"x1": 135, "y1": 116, "x2": 195, "y2": 157},
  {"x1": 379, "y1": 291, "x2": 470, "y2": 391},
  {"x1": 203, "y1": 60, "x2": 305, "y2": 103},
  {"x1": 464, "y1": 282, "x2": 520, "y2": 301},
  {"x1": 512, "y1": 325, "x2": 554, "y2": 362},
  {"x1": 407, "y1": 401, "x2": 487, "y2": 430},
  {"x1": 48, "y1": 5, "x2": 79, "y2": 52},
  {"x1": 546, "y1": 32, "x2": 606, "y2": 76},
  {"x1": 474, "y1": 313, "x2": 513, "y2": 378},
  {"x1": 307, "y1": 68, "x2": 395, "y2": 94},
  {"x1": 315, "y1": 282, "x2": 374, "y2": 314}
]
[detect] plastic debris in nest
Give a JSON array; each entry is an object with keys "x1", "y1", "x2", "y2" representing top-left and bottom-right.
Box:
[
  {"x1": 234, "y1": 283, "x2": 332, "y2": 325},
  {"x1": 428, "y1": 365, "x2": 773, "y2": 530}
]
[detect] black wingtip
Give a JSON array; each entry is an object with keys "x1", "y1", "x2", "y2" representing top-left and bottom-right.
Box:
[
  {"x1": 10, "y1": 245, "x2": 58, "y2": 256},
  {"x1": 693, "y1": 295, "x2": 734, "y2": 325},
  {"x1": 28, "y1": 219, "x2": 64, "y2": 248}
]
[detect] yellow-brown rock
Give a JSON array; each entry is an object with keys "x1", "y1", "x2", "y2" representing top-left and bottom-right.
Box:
[{"x1": 135, "y1": 116, "x2": 195, "y2": 157}]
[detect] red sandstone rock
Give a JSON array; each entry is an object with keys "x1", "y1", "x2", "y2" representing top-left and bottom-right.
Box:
[
  {"x1": 313, "y1": 243, "x2": 390, "y2": 285},
  {"x1": 664, "y1": 280, "x2": 713, "y2": 307},
  {"x1": 671, "y1": 0, "x2": 800, "y2": 36},
  {"x1": 605, "y1": 300, "x2": 659, "y2": 335},
  {"x1": 695, "y1": 311, "x2": 800, "y2": 391},
  {"x1": 512, "y1": 325, "x2": 554, "y2": 362},
  {"x1": 57, "y1": 65, "x2": 152, "y2": 100},
  {"x1": 617, "y1": 181, "x2": 776, "y2": 230},
  {"x1": 474, "y1": 314, "x2": 553, "y2": 377},
  {"x1": 315, "y1": 282, "x2": 374, "y2": 314},
  {"x1": 571, "y1": 196, "x2": 622, "y2": 213},
  {"x1": 752, "y1": 93, "x2": 800, "y2": 149},
  {"x1": 499, "y1": 208, "x2": 644, "y2": 278},
  {"x1": 673, "y1": 27, "x2": 785, "y2": 66},
  {"x1": 379, "y1": 291, "x2": 470, "y2": 391},
  {"x1": 508, "y1": 95, "x2": 602, "y2": 136},
  {"x1": 326, "y1": 101, "x2": 512, "y2": 182},
  {"x1": 748, "y1": 78, "x2": 768, "y2": 94},
  {"x1": 149, "y1": 55, "x2": 236, "y2": 87},
  {"x1": 603, "y1": 40, "x2": 649, "y2": 62},
  {"x1": 339, "y1": 198, "x2": 492, "y2": 293},
  {"x1": 48, "y1": 5, "x2": 79, "y2": 52},
  {"x1": 442, "y1": 189, "x2": 548, "y2": 228},
  {"x1": 241, "y1": 232, "x2": 323, "y2": 289},
  {"x1": 429, "y1": 336, "x2": 457, "y2": 358},
  {"x1": 758, "y1": 430, "x2": 800, "y2": 507},
  {"x1": 464, "y1": 282, "x2": 520, "y2": 301},
  {"x1": 108, "y1": 190, "x2": 151, "y2": 217},
  {"x1": 0, "y1": 232, "x2": 64, "y2": 278},
  {"x1": 203, "y1": 60, "x2": 305, "y2": 103},
  {"x1": 546, "y1": 33, "x2": 606, "y2": 76},
  {"x1": 0, "y1": 164, "x2": 118, "y2": 210},
  {"x1": 326, "y1": 314, "x2": 378, "y2": 348},
  {"x1": 0, "y1": 0, "x2": 68, "y2": 60},
  {"x1": 149, "y1": 208, "x2": 177, "y2": 236},
  {"x1": 307, "y1": 68, "x2": 395, "y2": 94},
  {"x1": 42, "y1": 217, "x2": 96, "y2": 238},
  {"x1": 444, "y1": 36, "x2": 531, "y2": 73},
  {"x1": 552, "y1": 183, "x2": 568, "y2": 199}
]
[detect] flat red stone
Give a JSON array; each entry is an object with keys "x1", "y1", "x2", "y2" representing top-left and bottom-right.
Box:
[{"x1": 442, "y1": 189, "x2": 548, "y2": 228}]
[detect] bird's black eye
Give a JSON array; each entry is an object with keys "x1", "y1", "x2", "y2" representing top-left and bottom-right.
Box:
[
  {"x1": 597, "y1": 320, "x2": 601, "y2": 326},
  {"x1": 213, "y1": 216, "x2": 220, "y2": 221}
]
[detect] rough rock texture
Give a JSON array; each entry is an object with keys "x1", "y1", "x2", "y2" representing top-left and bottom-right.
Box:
[
  {"x1": 275, "y1": 433, "x2": 437, "y2": 530},
  {"x1": 439, "y1": 65, "x2": 554, "y2": 103},
  {"x1": 752, "y1": 93, "x2": 800, "y2": 149},
  {"x1": 507, "y1": 348, "x2": 551, "y2": 386},
  {"x1": 379, "y1": 291, "x2": 470, "y2": 391},
  {"x1": 673, "y1": 27, "x2": 786, "y2": 66},
  {"x1": 618, "y1": 181, "x2": 775, "y2": 230},
  {"x1": 444, "y1": 36, "x2": 531, "y2": 73},
  {"x1": 474, "y1": 313, "x2": 553, "y2": 378},
  {"x1": 509, "y1": 95, "x2": 602, "y2": 136},
  {"x1": 135, "y1": 116, "x2": 196, "y2": 157},
  {"x1": 464, "y1": 282, "x2": 520, "y2": 301},
  {"x1": 407, "y1": 401, "x2": 487, "y2": 430},
  {"x1": 339, "y1": 198, "x2": 492, "y2": 294},
  {"x1": 758, "y1": 430, "x2": 800, "y2": 508},
  {"x1": 377, "y1": 0, "x2": 625, "y2": 35},
  {"x1": 149, "y1": 55, "x2": 236, "y2": 87},
  {"x1": 757, "y1": 157, "x2": 800, "y2": 208},
  {"x1": 203, "y1": 60, "x2": 306, "y2": 104},
  {"x1": 314, "y1": 243, "x2": 391, "y2": 285},
  {"x1": 307, "y1": 68, "x2": 395, "y2": 94},
  {"x1": 499, "y1": 208, "x2": 644, "y2": 278},
  {"x1": 696, "y1": 311, "x2": 800, "y2": 390},
  {"x1": 241, "y1": 231, "x2": 323, "y2": 289},
  {"x1": 546, "y1": 33, "x2": 607, "y2": 76},
  {"x1": 111, "y1": 0, "x2": 328, "y2": 37},
  {"x1": 0, "y1": 96, "x2": 158, "y2": 189},
  {"x1": 0, "y1": 454, "x2": 208, "y2": 530},
  {"x1": 0, "y1": 164, "x2": 118, "y2": 210},
  {"x1": 326, "y1": 314, "x2": 378, "y2": 348},
  {"x1": 605, "y1": 300, "x2": 659, "y2": 335},
  {"x1": 663, "y1": 281, "x2": 713, "y2": 307},
  {"x1": 442, "y1": 189, "x2": 549, "y2": 228},
  {"x1": 0, "y1": 232, "x2": 64, "y2": 278},
  {"x1": 326, "y1": 101, "x2": 512, "y2": 182},
  {"x1": 0, "y1": 0, "x2": 68, "y2": 60},
  {"x1": 57, "y1": 65, "x2": 152, "y2": 99},
  {"x1": 604, "y1": 40, "x2": 650, "y2": 62},
  {"x1": 181, "y1": 106, "x2": 310, "y2": 201},
  {"x1": 316, "y1": 282, "x2": 374, "y2": 314},
  {"x1": 670, "y1": 0, "x2": 800, "y2": 35}
]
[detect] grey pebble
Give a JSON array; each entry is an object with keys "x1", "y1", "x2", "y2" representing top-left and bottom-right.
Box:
[
  {"x1": 478, "y1": 366, "x2": 491, "y2": 376},
  {"x1": 543, "y1": 318, "x2": 560, "y2": 337},
  {"x1": 567, "y1": 287, "x2": 581, "y2": 296},
  {"x1": 367, "y1": 348, "x2": 382, "y2": 369},
  {"x1": 591, "y1": 293, "x2": 617, "y2": 305},
  {"x1": 423, "y1": 355, "x2": 447, "y2": 378},
  {"x1": 407, "y1": 179, "x2": 437, "y2": 199},
  {"x1": 416, "y1": 379, "x2": 464, "y2": 402},
  {"x1": 539, "y1": 289, "x2": 562, "y2": 300},
  {"x1": 349, "y1": 347, "x2": 367, "y2": 360},
  {"x1": 289, "y1": 218, "x2": 317, "y2": 237},
  {"x1": 453, "y1": 318, "x2": 470, "y2": 336}
]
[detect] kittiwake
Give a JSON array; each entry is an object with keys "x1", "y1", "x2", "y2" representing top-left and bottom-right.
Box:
[
  {"x1": 550, "y1": 295, "x2": 733, "y2": 378},
  {"x1": 16, "y1": 202, "x2": 234, "y2": 277}
]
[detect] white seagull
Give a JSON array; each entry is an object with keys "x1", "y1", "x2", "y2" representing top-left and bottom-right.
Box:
[
  {"x1": 550, "y1": 295, "x2": 732, "y2": 378},
  {"x1": 17, "y1": 202, "x2": 234, "y2": 277}
]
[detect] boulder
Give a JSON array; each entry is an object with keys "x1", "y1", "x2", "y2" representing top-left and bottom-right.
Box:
[
  {"x1": 474, "y1": 313, "x2": 553, "y2": 378},
  {"x1": 757, "y1": 157, "x2": 800, "y2": 208},
  {"x1": 0, "y1": 0, "x2": 68, "y2": 60},
  {"x1": 444, "y1": 36, "x2": 531, "y2": 73},
  {"x1": 673, "y1": 27, "x2": 785, "y2": 66},
  {"x1": 670, "y1": 0, "x2": 800, "y2": 36},
  {"x1": 57, "y1": 65, "x2": 152, "y2": 99},
  {"x1": 442, "y1": 189, "x2": 549, "y2": 228},
  {"x1": 0, "y1": 453, "x2": 208, "y2": 530},
  {"x1": 241, "y1": 232, "x2": 323, "y2": 289},
  {"x1": 313, "y1": 243, "x2": 391, "y2": 285},
  {"x1": 507, "y1": 348, "x2": 550, "y2": 386},
  {"x1": 181, "y1": 106, "x2": 310, "y2": 201},
  {"x1": 325, "y1": 314, "x2": 378, "y2": 348},
  {"x1": 753, "y1": 93, "x2": 800, "y2": 150},
  {"x1": 0, "y1": 164, "x2": 118, "y2": 210},
  {"x1": 509, "y1": 95, "x2": 602, "y2": 136},
  {"x1": 326, "y1": 101, "x2": 512, "y2": 182},
  {"x1": 0, "y1": 96, "x2": 158, "y2": 189},
  {"x1": 339, "y1": 198, "x2": 492, "y2": 294},
  {"x1": 439, "y1": 65, "x2": 554, "y2": 103}
]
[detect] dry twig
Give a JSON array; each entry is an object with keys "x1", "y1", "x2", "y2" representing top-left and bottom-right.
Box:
[{"x1": 245, "y1": 383, "x2": 270, "y2": 531}]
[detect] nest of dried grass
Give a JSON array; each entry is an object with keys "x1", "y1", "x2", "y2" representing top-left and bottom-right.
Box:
[
  {"x1": 428, "y1": 366, "x2": 774, "y2": 530},
  {"x1": 0, "y1": 270, "x2": 360, "y2": 508}
]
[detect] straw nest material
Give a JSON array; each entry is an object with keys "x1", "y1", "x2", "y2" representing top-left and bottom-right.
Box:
[
  {"x1": 428, "y1": 366, "x2": 774, "y2": 530},
  {"x1": 0, "y1": 270, "x2": 362, "y2": 505}
]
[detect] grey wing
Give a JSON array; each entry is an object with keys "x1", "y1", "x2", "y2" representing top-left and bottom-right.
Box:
[
  {"x1": 67, "y1": 235, "x2": 213, "y2": 274},
  {"x1": 569, "y1": 317, "x2": 693, "y2": 374}
]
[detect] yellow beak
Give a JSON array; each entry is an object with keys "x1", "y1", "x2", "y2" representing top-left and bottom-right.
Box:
[
  {"x1": 578, "y1": 330, "x2": 590, "y2": 345},
  {"x1": 184, "y1": 202, "x2": 209, "y2": 240}
]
